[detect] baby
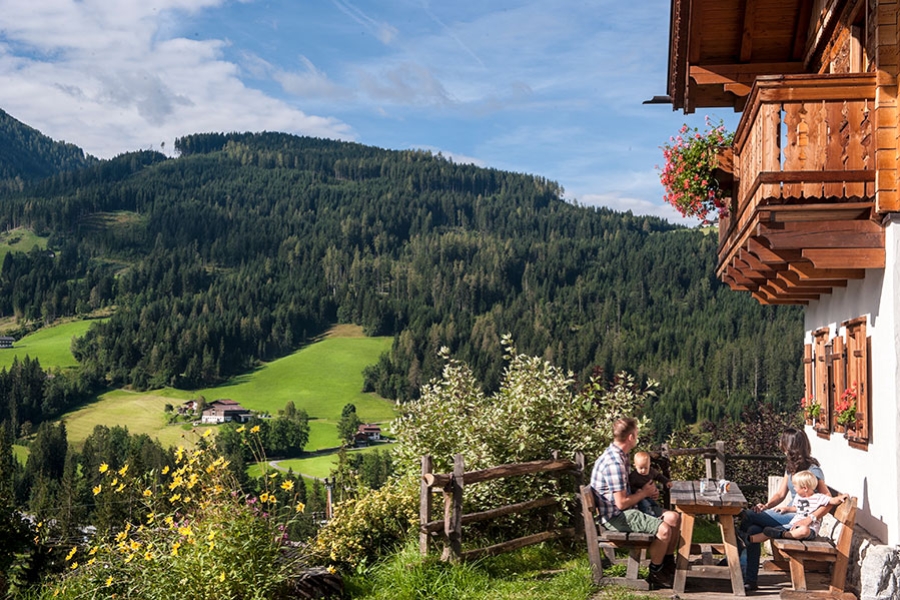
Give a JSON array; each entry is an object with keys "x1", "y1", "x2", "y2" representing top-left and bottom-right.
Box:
[
  {"x1": 628, "y1": 451, "x2": 672, "y2": 517},
  {"x1": 743, "y1": 470, "x2": 848, "y2": 543}
]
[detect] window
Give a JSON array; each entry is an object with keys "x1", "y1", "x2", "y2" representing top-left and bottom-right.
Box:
[{"x1": 843, "y1": 317, "x2": 870, "y2": 444}]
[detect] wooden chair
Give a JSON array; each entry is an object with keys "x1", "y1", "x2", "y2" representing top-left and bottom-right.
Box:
[
  {"x1": 772, "y1": 495, "x2": 858, "y2": 600},
  {"x1": 579, "y1": 484, "x2": 655, "y2": 589}
]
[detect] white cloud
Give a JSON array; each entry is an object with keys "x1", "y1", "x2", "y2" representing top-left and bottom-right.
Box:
[{"x1": 0, "y1": 0, "x2": 354, "y2": 158}]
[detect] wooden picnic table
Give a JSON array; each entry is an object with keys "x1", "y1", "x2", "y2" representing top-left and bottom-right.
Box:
[{"x1": 671, "y1": 480, "x2": 748, "y2": 596}]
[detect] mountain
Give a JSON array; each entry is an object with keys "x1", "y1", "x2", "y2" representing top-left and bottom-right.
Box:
[
  {"x1": 0, "y1": 109, "x2": 98, "y2": 187},
  {"x1": 0, "y1": 127, "x2": 803, "y2": 440}
]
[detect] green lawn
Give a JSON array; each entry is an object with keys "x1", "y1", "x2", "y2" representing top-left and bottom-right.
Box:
[
  {"x1": 0, "y1": 320, "x2": 97, "y2": 370},
  {"x1": 0, "y1": 228, "x2": 47, "y2": 265},
  {"x1": 13, "y1": 444, "x2": 29, "y2": 465},
  {"x1": 266, "y1": 443, "x2": 394, "y2": 479},
  {"x1": 58, "y1": 326, "x2": 395, "y2": 451}
]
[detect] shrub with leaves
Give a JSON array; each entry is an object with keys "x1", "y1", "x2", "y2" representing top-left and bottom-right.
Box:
[
  {"x1": 38, "y1": 427, "x2": 309, "y2": 600},
  {"x1": 391, "y1": 337, "x2": 656, "y2": 533},
  {"x1": 313, "y1": 475, "x2": 419, "y2": 570}
]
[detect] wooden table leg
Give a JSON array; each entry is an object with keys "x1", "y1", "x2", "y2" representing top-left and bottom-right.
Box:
[
  {"x1": 674, "y1": 510, "x2": 694, "y2": 594},
  {"x1": 719, "y1": 515, "x2": 746, "y2": 596}
]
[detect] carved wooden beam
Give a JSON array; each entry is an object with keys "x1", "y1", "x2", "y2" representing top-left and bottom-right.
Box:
[
  {"x1": 779, "y1": 269, "x2": 847, "y2": 288},
  {"x1": 803, "y1": 248, "x2": 885, "y2": 269},
  {"x1": 757, "y1": 220, "x2": 884, "y2": 250},
  {"x1": 740, "y1": 0, "x2": 758, "y2": 62},
  {"x1": 788, "y1": 262, "x2": 866, "y2": 281}
]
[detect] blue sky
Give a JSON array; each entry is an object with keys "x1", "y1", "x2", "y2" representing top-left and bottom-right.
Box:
[{"x1": 0, "y1": 0, "x2": 738, "y2": 224}]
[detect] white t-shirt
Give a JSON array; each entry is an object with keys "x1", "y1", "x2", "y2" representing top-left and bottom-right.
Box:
[{"x1": 789, "y1": 492, "x2": 831, "y2": 533}]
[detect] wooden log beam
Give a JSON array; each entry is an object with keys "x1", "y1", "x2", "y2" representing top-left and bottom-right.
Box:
[
  {"x1": 421, "y1": 496, "x2": 559, "y2": 534},
  {"x1": 758, "y1": 220, "x2": 884, "y2": 250},
  {"x1": 745, "y1": 237, "x2": 802, "y2": 265},
  {"x1": 789, "y1": 262, "x2": 866, "y2": 281},
  {"x1": 779, "y1": 269, "x2": 847, "y2": 288},
  {"x1": 770, "y1": 276, "x2": 832, "y2": 296},
  {"x1": 459, "y1": 529, "x2": 575, "y2": 562},
  {"x1": 423, "y1": 458, "x2": 578, "y2": 488},
  {"x1": 803, "y1": 248, "x2": 885, "y2": 269},
  {"x1": 739, "y1": 0, "x2": 757, "y2": 62},
  {"x1": 758, "y1": 202, "x2": 874, "y2": 223},
  {"x1": 739, "y1": 248, "x2": 783, "y2": 275}
]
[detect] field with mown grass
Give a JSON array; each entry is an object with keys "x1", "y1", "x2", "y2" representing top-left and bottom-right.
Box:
[
  {"x1": 0, "y1": 319, "x2": 96, "y2": 370},
  {"x1": 252, "y1": 443, "x2": 394, "y2": 478},
  {"x1": 58, "y1": 324, "x2": 395, "y2": 451},
  {"x1": 0, "y1": 227, "x2": 47, "y2": 265}
]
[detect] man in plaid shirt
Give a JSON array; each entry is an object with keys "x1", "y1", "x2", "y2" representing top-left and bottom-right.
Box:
[{"x1": 590, "y1": 417, "x2": 681, "y2": 589}]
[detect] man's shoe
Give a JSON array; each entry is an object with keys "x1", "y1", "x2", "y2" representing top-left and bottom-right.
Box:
[
  {"x1": 662, "y1": 553, "x2": 677, "y2": 575},
  {"x1": 744, "y1": 581, "x2": 758, "y2": 593},
  {"x1": 736, "y1": 528, "x2": 751, "y2": 548},
  {"x1": 648, "y1": 565, "x2": 673, "y2": 589},
  {"x1": 762, "y1": 526, "x2": 784, "y2": 539}
]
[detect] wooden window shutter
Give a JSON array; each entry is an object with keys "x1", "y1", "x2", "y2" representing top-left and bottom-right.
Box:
[
  {"x1": 843, "y1": 318, "x2": 870, "y2": 444},
  {"x1": 830, "y1": 336, "x2": 845, "y2": 432},
  {"x1": 803, "y1": 343, "x2": 813, "y2": 405},
  {"x1": 813, "y1": 329, "x2": 830, "y2": 431}
]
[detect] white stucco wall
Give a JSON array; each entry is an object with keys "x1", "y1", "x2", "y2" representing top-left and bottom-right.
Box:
[{"x1": 803, "y1": 216, "x2": 900, "y2": 545}]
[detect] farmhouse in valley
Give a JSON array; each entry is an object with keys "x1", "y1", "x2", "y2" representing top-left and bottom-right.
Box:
[
  {"x1": 200, "y1": 399, "x2": 252, "y2": 424},
  {"x1": 0, "y1": 336, "x2": 13, "y2": 349},
  {"x1": 662, "y1": 0, "x2": 900, "y2": 591},
  {"x1": 354, "y1": 423, "x2": 382, "y2": 446}
]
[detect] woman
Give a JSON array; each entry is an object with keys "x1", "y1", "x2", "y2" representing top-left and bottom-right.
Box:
[{"x1": 739, "y1": 428, "x2": 830, "y2": 592}]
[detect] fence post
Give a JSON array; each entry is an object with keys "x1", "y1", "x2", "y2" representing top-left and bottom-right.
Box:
[
  {"x1": 420, "y1": 455, "x2": 433, "y2": 556},
  {"x1": 715, "y1": 441, "x2": 726, "y2": 480},
  {"x1": 441, "y1": 454, "x2": 465, "y2": 562},
  {"x1": 574, "y1": 451, "x2": 585, "y2": 539}
]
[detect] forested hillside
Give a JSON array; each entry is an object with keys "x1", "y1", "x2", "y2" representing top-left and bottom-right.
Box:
[
  {"x1": 0, "y1": 117, "x2": 804, "y2": 440},
  {"x1": 0, "y1": 109, "x2": 98, "y2": 189}
]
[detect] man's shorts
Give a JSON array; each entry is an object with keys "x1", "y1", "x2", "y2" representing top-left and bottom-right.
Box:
[{"x1": 603, "y1": 509, "x2": 663, "y2": 535}]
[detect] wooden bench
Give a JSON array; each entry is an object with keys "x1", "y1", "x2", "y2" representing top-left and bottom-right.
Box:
[
  {"x1": 579, "y1": 484, "x2": 655, "y2": 589},
  {"x1": 772, "y1": 495, "x2": 858, "y2": 600}
]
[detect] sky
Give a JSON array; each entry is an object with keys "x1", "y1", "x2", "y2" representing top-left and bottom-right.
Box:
[{"x1": 0, "y1": 0, "x2": 739, "y2": 225}]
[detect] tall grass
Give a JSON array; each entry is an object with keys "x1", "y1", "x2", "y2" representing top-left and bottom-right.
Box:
[{"x1": 344, "y1": 542, "x2": 595, "y2": 600}]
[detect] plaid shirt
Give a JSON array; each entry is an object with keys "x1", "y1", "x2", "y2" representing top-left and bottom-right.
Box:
[{"x1": 590, "y1": 443, "x2": 629, "y2": 521}]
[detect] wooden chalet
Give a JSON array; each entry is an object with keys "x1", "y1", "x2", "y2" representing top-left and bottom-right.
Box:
[
  {"x1": 663, "y1": 0, "x2": 900, "y2": 593},
  {"x1": 200, "y1": 399, "x2": 252, "y2": 424}
]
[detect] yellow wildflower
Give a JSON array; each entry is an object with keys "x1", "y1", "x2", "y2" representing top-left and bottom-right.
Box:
[
  {"x1": 169, "y1": 493, "x2": 181, "y2": 503},
  {"x1": 124, "y1": 553, "x2": 134, "y2": 563},
  {"x1": 165, "y1": 516, "x2": 175, "y2": 527},
  {"x1": 99, "y1": 463, "x2": 109, "y2": 473},
  {"x1": 145, "y1": 551, "x2": 153, "y2": 561},
  {"x1": 115, "y1": 531, "x2": 128, "y2": 543},
  {"x1": 92, "y1": 485, "x2": 102, "y2": 496},
  {"x1": 143, "y1": 489, "x2": 153, "y2": 497},
  {"x1": 130, "y1": 540, "x2": 141, "y2": 551},
  {"x1": 118, "y1": 464, "x2": 129, "y2": 476},
  {"x1": 269, "y1": 472, "x2": 278, "y2": 479},
  {"x1": 250, "y1": 425, "x2": 260, "y2": 434},
  {"x1": 236, "y1": 425, "x2": 246, "y2": 433},
  {"x1": 202, "y1": 428, "x2": 212, "y2": 438},
  {"x1": 327, "y1": 566, "x2": 336, "y2": 574},
  {"x1": 178, "y1": 525, "x2": 193, "y2": 537},
  {"x1": 147, "y1": 512, "x2": 156, "y2": 524},
  {"x1": 111, "y1": 478, "x2": 118, "y2": 486},
  {"x1": 70, "y1": 562, "x2": 78, "y2": 570},
  {"x1": 184, "y1": 496, "x2": 192, "y2": 504},
  {"x1": 162, "y1": 465, "x2": 170, "y2": 475},
  {"x1": 116, "y1": 484, "x2": 125, "y2": 493},
  {"x1": 105, "y1": 576, "x2": 113, "y2": 586},
  {"x1": 219, "y1": 571, "x2": 226, "y2": 582},
  {"x1": 89, "y1": 547, "x2": 98, "y2": 555},
  {"x1": 280, "y1": 480, "x2": 294, "y2": 491},
  {"x1": 208, "y1": 540, "x2": 215, "y2": 550},
  {"x1": 259, "y1": 492, "x2": 270, "y2": 503},
  {"x1": 295, "y1": 501, "x2": 306, "y2": 513},
  {"x1": 171, "y1": 542, "x2": 181, "y2": 556},
  {"x1": 66, "y1": 547, "x2": 77, "y2": 561},
  {"x1": 175, "y1": 446, "x2": 185, "y2": 462},
  {"x1": 87, "y1": 557, "x2": 96, "y2": 566}
]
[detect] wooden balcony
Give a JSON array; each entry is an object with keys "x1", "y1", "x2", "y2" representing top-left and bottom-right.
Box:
[{"x1": 717, "y1": 73, "x2": 884, "y2": 305}]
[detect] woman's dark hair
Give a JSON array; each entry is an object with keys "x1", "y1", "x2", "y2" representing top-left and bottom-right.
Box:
[{"x1": 780, "y1": 428, "x2": 819, "y2": 474}]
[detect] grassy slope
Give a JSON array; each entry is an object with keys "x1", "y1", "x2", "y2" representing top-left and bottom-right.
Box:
[
  {"x1": 0, "y1": 228, "x2": 47, "y2": 265},
  {"x1": 0, "y1": 320, "x2": 95, "y2": 370},
  {"x1": 59, "y1": 325, "x2": 394, "y2": 450},
  {"x1": 258, "y1": 443, "x2": 395, "y2": 479}
]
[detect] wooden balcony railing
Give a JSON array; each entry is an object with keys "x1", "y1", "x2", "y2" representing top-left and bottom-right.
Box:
[{"x1": 716, "y1": 73, "x2": 884, "y2": 305}]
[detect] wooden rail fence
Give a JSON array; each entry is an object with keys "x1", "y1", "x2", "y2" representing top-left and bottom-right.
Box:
[
  {"x1": 419, "y1": 452, "x2": 585, "y2": 562},
  {"x1": 418, "y1": 442, "x2": 782, "y2": 563}
]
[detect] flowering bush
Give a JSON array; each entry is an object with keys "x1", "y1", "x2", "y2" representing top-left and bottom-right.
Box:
[
  {"x1": 800, "y1": 395, "x2": 820, "y2": 421},
  {"x1": 659, "y1": 118, "x2": 734, "y2": 223},
  {"x1": 39, "y1": 428, "x2": 309, "y2": 600},
  {"x1": 836, "y1": 387, "x2": 858, "y2": 427}
]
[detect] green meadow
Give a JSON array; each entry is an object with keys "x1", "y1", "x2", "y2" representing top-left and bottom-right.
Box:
[
  {"x1": 0, "y1": 228, "x2": 47, "y2": 265},
  {"x1": 0, "y1": 319, "x2": 96, "y2": 370},
  {"x1": 250, "y1": 443, "x2": 393, "y2": 479},
  {"x1": 59, "y1": 324, "x2": 395, "y2": 451}
]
